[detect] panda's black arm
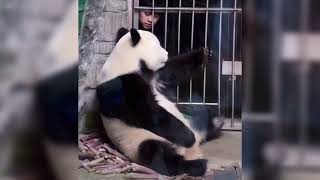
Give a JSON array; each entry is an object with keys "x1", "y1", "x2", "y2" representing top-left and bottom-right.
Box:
[
  {"x1": 148, "y1": 108, "x2": 196, "y2": 148},
  {"x1": 158, "y1": 48, "x2": 208, "y2": 88}
]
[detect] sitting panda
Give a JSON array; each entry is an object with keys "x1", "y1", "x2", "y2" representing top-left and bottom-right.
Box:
[{"x1": 96, "y1": 28, "x2": 223, "y2": 176}]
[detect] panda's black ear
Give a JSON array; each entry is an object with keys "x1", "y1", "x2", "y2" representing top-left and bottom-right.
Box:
[
  {"x1": 116, "y1": 27, "x2": 129, "y2": 42},
  {"x1": 130, "y1": 28, "x2": 141, "y2": 46}
]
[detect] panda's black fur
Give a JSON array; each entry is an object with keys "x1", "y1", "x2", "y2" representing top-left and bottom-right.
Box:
[{"x1": 96, "y1": 28, "x2": 222, "y2": 176}]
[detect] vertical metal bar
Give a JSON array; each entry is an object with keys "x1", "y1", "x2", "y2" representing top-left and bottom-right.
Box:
[
  {"x1": 191, "y1": 0, "x2": 195, "y2": 50},
  {"x1": 177, "y1": 0, "x2": 182, "y2": 103},
  {"x1": 178, "y1": 0, "x2": 181, "y2": 55},
  {"x1": 189, "y1": 80, "x2": 193, "y2": 102},
  {"x1": 177, "y1": 86, "x2": 180, "y2": 103},
  {"x1": 218, "y1": 0, "x2": 223, "y2": 115},
  {"x1": 272, "y1": 0, "x2": 282, "y2": 143},
  {"x1": 203, "y1": 67, "x2": 207, "y2": 103},
  {"x1": 151, "y1": 0, "x2": 154, "y2": 33},
  {"x1": 189, "y1": 0, "x2": 195, "y2": 103},
  {"x1": 204, "y1": 0, "x2": 208, "y2": 48},
  {"x1": 164, "y1": 0, "x2": 168, "y2": 49},
  {"x1": 231, "y1": 0, "x2": 237, "y2": 127},
  {"x1": 203, "y1": 0, "x2": 209, "y2": 103},
  {"x1": 299, "y1": 0, "x2": 310, "y2": 162}
]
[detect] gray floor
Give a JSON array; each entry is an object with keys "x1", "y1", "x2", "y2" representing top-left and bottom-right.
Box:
[
  {"x1": 203, "y1": 131, "x2": 241, "y2": 169},
  {"x1": 79, "y1": 131, "x2": 241, "y2": 180}
]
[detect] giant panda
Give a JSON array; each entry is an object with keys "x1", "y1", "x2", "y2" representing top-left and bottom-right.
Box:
[{"x1": 96, "y1": 28, "x2": 223, "y2": 176}]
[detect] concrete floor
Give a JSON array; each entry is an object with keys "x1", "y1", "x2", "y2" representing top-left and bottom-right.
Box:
[
  {"x1": 202, "y1": 131, "x2": 241, "y2": 169},
  {"x1": 79, "y1": 131, "x2": 241, "y2": 180}
]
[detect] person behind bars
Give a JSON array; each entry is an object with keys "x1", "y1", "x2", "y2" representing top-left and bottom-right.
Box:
[{"x1": 138, "y1": 0, "x2": 165, "y2": 46}]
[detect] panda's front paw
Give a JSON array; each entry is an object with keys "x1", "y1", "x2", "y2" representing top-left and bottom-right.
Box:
[
  {"x1": 199, "y1": 47, "x2": 209, "y2": 67},
  {"x1": 180, "y1": 159, "x2": 208, "y2": 176}
]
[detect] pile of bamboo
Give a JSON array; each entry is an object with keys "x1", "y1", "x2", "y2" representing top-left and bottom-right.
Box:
[{"x1": 78, "y1": 132, "x2": 214, "y2": 179}]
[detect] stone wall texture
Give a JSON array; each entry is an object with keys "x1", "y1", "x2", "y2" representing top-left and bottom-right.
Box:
[{"x1": 78, "y1": 0, "x2": 131, "y2": 131}]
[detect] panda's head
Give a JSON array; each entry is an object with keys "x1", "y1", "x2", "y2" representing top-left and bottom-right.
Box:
[{"x1": 97, "y1": 28, "x2": 168, "y2": 84}]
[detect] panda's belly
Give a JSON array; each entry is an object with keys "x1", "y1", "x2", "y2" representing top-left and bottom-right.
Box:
[{"x1": 101, "y1": 115, "x2": 168, "y2": 162}]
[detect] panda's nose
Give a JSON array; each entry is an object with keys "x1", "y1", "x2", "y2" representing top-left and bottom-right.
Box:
[
  {"x1": 164, "y1": 50, "x2": 168, "y2": 58},
  {"x1": 164, "y1": 54, "x2": 168, "y2": 62}
]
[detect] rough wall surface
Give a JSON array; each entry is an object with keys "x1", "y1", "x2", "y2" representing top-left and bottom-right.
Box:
[{"x1": 78, "y1": 0, "x2": 131, "y2": 131}]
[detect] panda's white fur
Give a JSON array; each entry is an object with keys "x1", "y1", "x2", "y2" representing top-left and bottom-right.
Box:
[
  {"x1": 101, "y1": 116, "x2": 167, "y2": 162},
  {"x1": 96, "y1": 28, "x2": 213, "y2": 176},
  {"x1": 97, "y1": 30, "x2": 168, "y2": 84}
]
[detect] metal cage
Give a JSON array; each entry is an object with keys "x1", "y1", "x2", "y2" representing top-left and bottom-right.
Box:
[{"x1": 131, "y1": 0, "x2": 243, "y2": 130}]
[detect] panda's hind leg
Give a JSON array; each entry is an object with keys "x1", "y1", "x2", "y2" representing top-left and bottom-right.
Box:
[{"x1": 138, "y1": 140, "x2": 207, "y2": 176}]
